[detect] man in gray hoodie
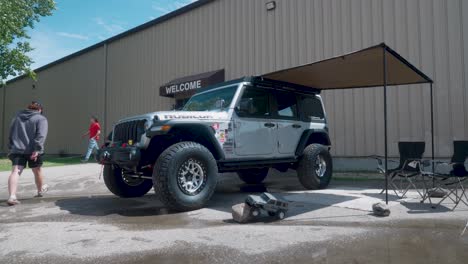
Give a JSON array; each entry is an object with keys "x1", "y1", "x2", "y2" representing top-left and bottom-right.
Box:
[{"x1": 7, "y1": 101, "x2": 49, "y2": 206}]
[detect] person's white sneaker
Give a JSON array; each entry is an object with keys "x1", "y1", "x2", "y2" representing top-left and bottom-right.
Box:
[
  {"x1": 35, "y1": 184, "x2": 49, "y2": 198},
  {"x1": 7, "y1": 197, "x2": 20, "y2": 206}
]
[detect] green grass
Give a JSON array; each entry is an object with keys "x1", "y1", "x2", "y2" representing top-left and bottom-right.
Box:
[{"x1": 0, "y1": 156, "x2": 86, "y2": 172}]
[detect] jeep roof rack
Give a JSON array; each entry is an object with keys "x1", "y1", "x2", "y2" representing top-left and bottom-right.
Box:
[
  {"x1": 250, "y1": 76, "x2": 321, "y2": 95},
  {"x1": 195, "y1": 76, "x2": 321, "y2": 96}
]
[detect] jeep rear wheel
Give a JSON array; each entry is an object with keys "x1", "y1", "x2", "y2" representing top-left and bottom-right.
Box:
[
  {"x1": 297, "y1": 144, "x2": 333, "y2": 190},
  {"x1": 153, "y1": 142, "x2": 218, "y2": 211},
  {"x1": 103, "y1": 165, "x2": 153, "y2": 197},
  {"x1": 237, "y1": 168, "x2": 269, "y2": 184},
  {"x1": 277, "y1": 210, "x2": 286, "y2": 220}
]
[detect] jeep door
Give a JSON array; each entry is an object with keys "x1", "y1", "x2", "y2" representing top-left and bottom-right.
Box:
[
  {"x1": 273, "y1": 90, "x2": 306, "y2": 155},
  {"x1": 234, "y1": 86, "x2": 277, "y2": 157}
]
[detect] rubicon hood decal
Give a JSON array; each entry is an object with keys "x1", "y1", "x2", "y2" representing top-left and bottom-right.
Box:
[
  {"x1": 155, "y1": 111, "x2": 229, "y2": 121},
  {"x1": 163, "y1": 114, "x2": 214, "y2": 119}
]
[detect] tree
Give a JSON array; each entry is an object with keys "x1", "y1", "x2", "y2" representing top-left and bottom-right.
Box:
[{"x1": 0, "y1": 0, "x2": 55, "y2": 84}]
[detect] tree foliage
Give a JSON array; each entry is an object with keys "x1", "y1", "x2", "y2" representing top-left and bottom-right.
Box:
[{"x1": 0, "y1": 0, "x2": 55, "y2": 83}]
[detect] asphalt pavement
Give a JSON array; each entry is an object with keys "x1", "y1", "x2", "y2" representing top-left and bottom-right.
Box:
[{"x1": 1, "y1": 164, "x2": 467, "y2": 264}]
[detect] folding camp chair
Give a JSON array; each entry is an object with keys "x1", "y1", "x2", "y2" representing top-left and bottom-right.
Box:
[
  {"x1": 374, "y1": 142, "x2": 426, "y2": 199},
  {"x1": 420, "y1": 141, "x2": 468, "y2": 210}
]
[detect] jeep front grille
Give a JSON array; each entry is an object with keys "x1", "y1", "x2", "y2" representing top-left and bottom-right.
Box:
[{"x1": 113, "y1": 120, "x2": 146, "y2": 144}]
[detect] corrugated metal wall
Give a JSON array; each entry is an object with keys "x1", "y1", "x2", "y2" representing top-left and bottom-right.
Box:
[
  {"x1": 3, "y1": 47, "x2": 106, "y2": 154},
  {"x1": 3, "y1": 0, "x2": 468, "y2": 157}
]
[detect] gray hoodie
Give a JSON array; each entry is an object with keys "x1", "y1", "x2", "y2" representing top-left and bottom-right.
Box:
[{"x1": 8, "y1": 110, "x2": 49, "y2": 154}]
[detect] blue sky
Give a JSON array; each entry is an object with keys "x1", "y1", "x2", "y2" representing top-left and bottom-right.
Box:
[{"x1": 27, "y1": 0, "x2": 196, "y2": 70}]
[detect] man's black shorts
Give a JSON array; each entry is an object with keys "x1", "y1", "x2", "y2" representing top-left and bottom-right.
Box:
[{"x1": 8, "y1": 154, "x2": 44, "y2": 168}]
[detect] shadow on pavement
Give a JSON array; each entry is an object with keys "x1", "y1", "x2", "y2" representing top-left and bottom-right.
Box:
[
  {"x1": 210, "y1": 183, "x2": 362, "y2": 222},
  {"x1": 53, "y1": 173, "x2": 390, "y2": 221},
  {"x1": 362, "y1": 191, "x2": 466, "y2": 213},
  {"x1": 54, "y1": 184, "x2": 361, "y2": 222},
  {"x1": 55, "y1": 195, "x2": 175, "y2": 217},
  {"x1": 401, "y1": 201, "x2": 461, "y2": 214}
]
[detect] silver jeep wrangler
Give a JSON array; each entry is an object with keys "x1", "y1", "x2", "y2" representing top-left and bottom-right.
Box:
[{"x1": 98, "y1": 76, "x2": 332, "y2": 211}]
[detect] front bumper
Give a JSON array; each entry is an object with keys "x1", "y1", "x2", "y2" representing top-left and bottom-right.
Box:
[{"x1": 97, "y1": 146, "x2": 141, "y2": 167}]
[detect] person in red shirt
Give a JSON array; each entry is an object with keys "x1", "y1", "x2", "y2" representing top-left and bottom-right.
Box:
[{"x1": 81, "y1": 116, "x2": 101, "y2": 162}]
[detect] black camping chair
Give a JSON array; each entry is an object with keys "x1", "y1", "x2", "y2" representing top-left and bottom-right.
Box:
[
  {"x1": 420, "y1": 141, "x2": 468, "y2": 209},
  {"x1": 373, "y1": 142, "x2": 426, "y2": 199}
]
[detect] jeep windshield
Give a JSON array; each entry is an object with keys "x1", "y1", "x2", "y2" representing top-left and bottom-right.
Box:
[{"x1": 183, "y1": 85, "x2": 238, "y2": 112}]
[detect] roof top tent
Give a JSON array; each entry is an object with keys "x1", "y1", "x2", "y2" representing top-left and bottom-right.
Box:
[{"x1": 261, "y1": 43, "x2": 434, "y2": 204}]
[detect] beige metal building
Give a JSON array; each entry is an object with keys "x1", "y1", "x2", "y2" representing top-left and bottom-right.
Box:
[{"x1": 2, "y1": 0, "x2": 467, "y2": 158}]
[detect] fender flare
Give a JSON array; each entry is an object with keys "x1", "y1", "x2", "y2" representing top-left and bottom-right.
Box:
[
  {"x1": 148, "y1": 121, "x2": 225, "y2": 160},
  {"x1": 295, "y1": 129, "x2": 331, "y2": 156}
]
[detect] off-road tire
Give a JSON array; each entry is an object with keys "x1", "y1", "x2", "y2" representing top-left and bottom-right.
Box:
[
  {"x1": 153, "y1": 142, "x2": 218, "y2": 211},
  {"x1": 297, "y1": 144, "x2": 333, "y2": 190},
  {"x1": 251, "y1": 209, "x2": 261, "y2": 217},
  {"x1": 103, "y1": 165, "x2": 153, "y2": 197},
  {"x1": 237, "y1": 168, "x2": 269, "y2": 184}
]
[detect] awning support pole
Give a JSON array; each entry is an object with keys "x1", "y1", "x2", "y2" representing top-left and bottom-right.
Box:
[
  {"x1": 430, "y1": 83, "x2": 435, "y2": 188},
  {"x1": 431, "y1": 82, "x2": 435, "y2": 172},
  {"x1": 383, "y1": 47, "x2": 389, "y2": 205}
]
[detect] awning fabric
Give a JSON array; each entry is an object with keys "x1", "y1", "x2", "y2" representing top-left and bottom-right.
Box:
[{"x1": 262, "y1": 43, "x2": 433, "y2": 90}]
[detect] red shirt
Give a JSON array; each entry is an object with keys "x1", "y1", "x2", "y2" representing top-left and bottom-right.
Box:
[{"x1": 89, "y1": 122, "x2": 101, "y2": 140}]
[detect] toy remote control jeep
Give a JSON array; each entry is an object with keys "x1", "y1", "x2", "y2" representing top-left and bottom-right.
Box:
[
  {"x1": 246, "y1": 192, "x2": 289, "y2": 220},
  {"x1": 98, "y1": 76, "x2": 332, "y2": 211}
]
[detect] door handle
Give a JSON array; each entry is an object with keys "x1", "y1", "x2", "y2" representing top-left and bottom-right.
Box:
[
  {"x1": 264, "y1": 123, "x2": 276, "y2": 128},
  {"x1": 292, "y1": 124, "x2": 302, "y2": 129}
]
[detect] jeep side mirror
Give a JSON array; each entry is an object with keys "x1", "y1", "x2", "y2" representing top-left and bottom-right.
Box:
[{"x1": 236, "y1": 98, "x2": 254, "y2": 116}]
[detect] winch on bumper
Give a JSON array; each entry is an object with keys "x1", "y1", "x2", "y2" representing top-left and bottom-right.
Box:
[{"x1": 97, "y1": 145, "x2": 141, "y2": 168}]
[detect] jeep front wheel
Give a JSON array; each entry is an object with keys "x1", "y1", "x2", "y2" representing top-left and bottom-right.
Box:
[
  {"x1": 153, "y1": 142, "x2": 218, "y2": 211},
  {"x1": 103, "y1": 165, "x2": 153, "y2": 197},
  {"x1": 297, "y1": 144, "x2": 333, "y2": 190},
  {"x1": 237, "y1": 168, "x2": 269, "y2": 184}
]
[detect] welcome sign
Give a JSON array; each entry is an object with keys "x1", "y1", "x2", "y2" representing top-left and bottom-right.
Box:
[
  {"x1": 160, "y1": 69, "x2": 225, "y2": 98},
  {"x1": 164, "y1": 80, "x2": 202, "y2": 95}
]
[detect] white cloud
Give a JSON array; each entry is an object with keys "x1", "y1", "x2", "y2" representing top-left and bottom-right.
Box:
[
  {"x1": 28, "y1": 31, "x2": 75, "y2": 69},
  {"x1": 152, "y1": 0, "x2": 197, "y2": 15},
  {"x1": 173, "y1": 0, "x2": 197, "y2": 9},
  {"x1": 93, "y1": 17, "x2": 125, "y2": 35},
  {"x1": 151, "y1": 4, "x2": 170, "y2": 14},
  {"x1": 57, "y1": 32, "x2": 89, "y2": 40}
]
